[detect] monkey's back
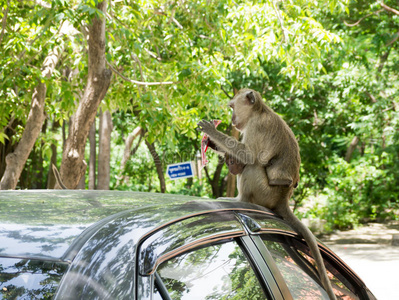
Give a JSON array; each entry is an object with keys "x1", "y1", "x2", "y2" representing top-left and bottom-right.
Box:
[{"x1": 243, "y1": 105, "x2": 300, "y2": 186}]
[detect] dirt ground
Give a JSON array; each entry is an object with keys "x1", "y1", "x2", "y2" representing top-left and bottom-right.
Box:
[{"x1": 321, "y1": 221, "x2": 399, "y2": 300}]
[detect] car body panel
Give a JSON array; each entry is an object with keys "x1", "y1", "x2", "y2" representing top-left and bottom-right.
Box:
[{"x1": 0, "y1": 190, "x2": 377, "y2": 300}]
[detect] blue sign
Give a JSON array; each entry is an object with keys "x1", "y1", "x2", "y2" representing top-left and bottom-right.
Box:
[{"x1": 166, "y1": 161, "x2": 195, "y2": 180}]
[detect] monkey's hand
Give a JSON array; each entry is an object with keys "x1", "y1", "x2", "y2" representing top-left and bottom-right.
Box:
[{"x1": 197, "y1": 120, "x2": 218, "y2": 135}]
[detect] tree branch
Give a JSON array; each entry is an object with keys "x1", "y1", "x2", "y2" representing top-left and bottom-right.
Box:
[
  {"x1": 386, "y1": 31, "x2": 399, "y2": 47},
  {"x1": 2, "y1": 115, "x2": 15, "y2": 133},
  {"x1": 366, "y1": 91, "x2": 377, "y2": 103},
  {"x1": 377, "y1": 48, "x2": 391, "y2": 75},
  {"x1": 272, "y1": 1, "x2": 289, "y2": 43},
  {"x1": 345, "y1": 136, "x2": 359, "y2": 162},
  {"x1": 130, "y1": 53, "x2": 147, "y2": 94},
  {"x1": 144, "y1": 48, "x2": 161, "y2": 61},
  {"x1": 0, "y1": 0, "x2": 10, "y2": 46},
  {"x1": 381, "y1": 2, "x2": 399, "y2": 15},
  {"x1": 106, "y1": 60, "x2": 176, "y2": 86},
  {"x1": 144, "y1": 139, "x2": 166, "y2": 193},
  {"x1": 171, "y1": 17, "x2": 183, "y2": 29},
  {"x1": 220, "y1": 85, "x2": 233, "y2": 99},
  {"x1": 343, "y1": 9, "x2": 383, "y2": 27},
  {"x1": 120, "y1": 126, "x2": 142, "y2": 169}
]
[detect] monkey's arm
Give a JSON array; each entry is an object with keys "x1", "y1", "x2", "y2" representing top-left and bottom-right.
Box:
[
  {"x1": 205, "y1": 138, "x2": 226, "y2": 156},
  {"x1": 197, "y1": 120, "x2": 255, "y2": 164}
]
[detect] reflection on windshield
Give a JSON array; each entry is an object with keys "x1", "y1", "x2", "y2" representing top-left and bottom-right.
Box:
[
  {"x1": 0, "y1": 258, "x2": 68, "y2": 299},
  {"x1": 263, "y1": 239, "x2": 329, "y2": 300},
  {"x1": 262, "y1": 235, "x2": 360, "y2": 300},
  {"x1": 139, "y1": 212, "x2": 245, "y2": 275},
  {"x1": 155, "y1": 241, "x2": 266, "y2": 300}
]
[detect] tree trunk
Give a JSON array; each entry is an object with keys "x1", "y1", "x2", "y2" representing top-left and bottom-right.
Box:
[
  {"x1": 76, "y1": 173, "x2": 86, "y2": 189},
  {"x1": 46, "y1": 121, "x2": 60, "y2": 189},
  {"x1": 58, "y1": 0, "x2": 112, "y2": 189},
  {"x1": 0, "y1": 44, "x2": 63, "y2": 190},
  {"x1": 116, "y1": 126, "x2": 142, "y2": 187},
  {"x1": 0, "y1": 117, "x2": 18, "y2": 180},
  {"x1": 47, "y1": 143, "x2": 57, "y2": 189},
  {"x1": 145, "y1": 139, "x2": 166, "y2": 193},
  {"x1": 97, "y1": 110, "x2": 112, "y2": 190},
  {"x1": 203, "y1": 156, "x2": 224, "y2": 198},
  {"x1": 121, "y1": 126, "x2": 142, "y2": 170},
  {"x1": 88, "y1": 120, "x2": 96, "y2": 189},
  {"x1": 226, "y1": 172, "x2": 237, "y2": 197},
  {"x1": 226, "y1": 126, "x2": 240, "y2": 197},
  {"x1": 345, "y1": 136, "x2": 359, "y2": 162}
]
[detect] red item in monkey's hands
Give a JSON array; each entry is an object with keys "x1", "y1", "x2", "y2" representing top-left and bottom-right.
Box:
[{"x1": 201, "y1": 120, "x2": 222, "y2": 167}]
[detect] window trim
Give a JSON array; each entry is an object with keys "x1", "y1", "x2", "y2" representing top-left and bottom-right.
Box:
[
  {"x1": 154, "y1": 272, "x2": 172, "y2": 300},
  {"x1": 245, "y1": 235, "x2": 294, "y2": 300}
]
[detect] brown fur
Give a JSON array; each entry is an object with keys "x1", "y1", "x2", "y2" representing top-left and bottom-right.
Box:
[
  {"x1": 225, "y1": 153, "x2": 245, "y2": 175},
  {"x1": 206, "y1": 139, "x2": 245, "y2": 175},
  {"x1": 197, "y1": 88, "x2": 336, "y2": 300}
]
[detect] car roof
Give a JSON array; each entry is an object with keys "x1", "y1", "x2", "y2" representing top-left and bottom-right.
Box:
[{"x1": 0, "y1": 190, "x2": 283, "y2": 263}]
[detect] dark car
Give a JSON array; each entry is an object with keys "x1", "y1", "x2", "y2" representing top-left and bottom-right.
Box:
[{"x1": 0, "y1": 190, "x2": 376, "y2": 300}]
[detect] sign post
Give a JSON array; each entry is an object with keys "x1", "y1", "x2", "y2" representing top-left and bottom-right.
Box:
[
  {"x1": 196, "y1": 151, "x2": 202, "y2": 184},
  {"x1": 166, "y1": 161, "x2": 195, "y2": 180}
]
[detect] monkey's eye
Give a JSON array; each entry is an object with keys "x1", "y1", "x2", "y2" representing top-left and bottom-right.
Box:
[{"x1": 229, "y1": 103, "x2": 234, "y2": 109}]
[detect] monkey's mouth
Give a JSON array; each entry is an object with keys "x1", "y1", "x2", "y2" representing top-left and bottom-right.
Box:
[
  {"x1": 231, "y1": 115, "x2": 239, "y2": 128},
  {"x1": 232, "y1": 117, "x2": 242, "y2": 130}
]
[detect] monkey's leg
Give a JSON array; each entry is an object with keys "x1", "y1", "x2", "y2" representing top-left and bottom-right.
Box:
[
  {"x1": 275, "y1": 205, "x2": 337, "y2": 300},
  {"x1": 265, "y1": 163, "x2": 293, "y2": 187},
  {"x1": 217, "y1": 197, "x2": 239, "y2": 201}
]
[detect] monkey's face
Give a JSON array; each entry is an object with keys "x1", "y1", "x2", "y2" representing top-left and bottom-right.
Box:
[{"x1": 229, "y1": 89, "x2": 256, "y2": 131}]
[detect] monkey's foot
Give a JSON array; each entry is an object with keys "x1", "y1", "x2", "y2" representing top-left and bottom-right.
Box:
[
  {"x1": 217, "y1": 197, "x2": 238, "y2": 201},
  {"x1": 268, "y1": 179, "x2": 293, "y2": 187}
]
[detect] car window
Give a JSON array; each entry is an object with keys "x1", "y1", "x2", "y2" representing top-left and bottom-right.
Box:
[
  {"x1": 138, "y1": 212, "x2": 245, "y2": 276},
  {"x1": 261, "y1": 236, "x2": 360, "y2": 300},
  {"x1": 153, "y1": 241, "x2": 267, "y2": 300},
  {"x1": 0, "y1": 257, "x2": 68, "y2": 300}
]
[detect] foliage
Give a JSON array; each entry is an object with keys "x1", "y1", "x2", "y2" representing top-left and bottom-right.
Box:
[{"x1": 1, "y1": 0, "x2": 399, "y2": 230}]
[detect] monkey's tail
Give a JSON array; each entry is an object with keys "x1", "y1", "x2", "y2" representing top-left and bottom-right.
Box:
[{"x1": 274, "y1": 205, "x2": 337, "y2": 300}]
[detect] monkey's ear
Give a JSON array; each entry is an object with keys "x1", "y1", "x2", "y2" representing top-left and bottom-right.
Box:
[{"x1": 246, "y1": 91, "x2": 256, "y2": 105}]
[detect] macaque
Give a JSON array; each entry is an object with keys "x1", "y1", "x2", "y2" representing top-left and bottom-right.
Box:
[{"x1": 197, "y1": 88, "x2": 336, "y2": 300}]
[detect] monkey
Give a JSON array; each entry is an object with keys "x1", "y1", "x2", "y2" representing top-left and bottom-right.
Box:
[{"x1": 197, "y1": 88, "x2": 336, "y2": 300}]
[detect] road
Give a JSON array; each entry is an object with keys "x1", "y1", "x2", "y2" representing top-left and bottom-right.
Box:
[
  {"x1": 329, "y1": 244, "x2": 399, "y2": 300},
  {"x1": 321, "y1": 221, "x2": 399, "y2": 300}
]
